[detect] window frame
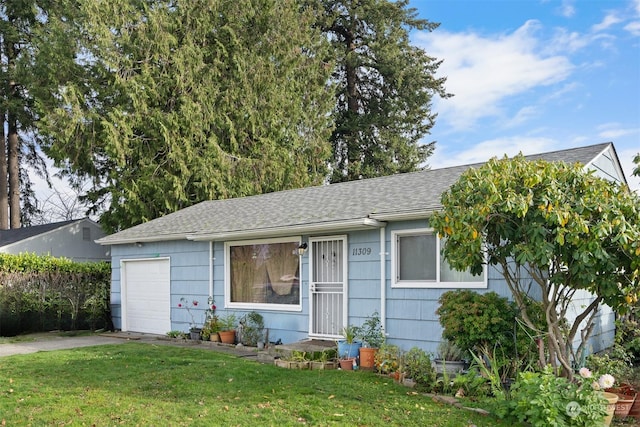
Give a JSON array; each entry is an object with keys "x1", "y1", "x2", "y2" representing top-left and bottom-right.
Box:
[
  {"x1": 391, "y1": 228, "x2": 487, "y2": 289},
  {"x1": 224, "y1": 236, "x2": 303, "y2": 311}
]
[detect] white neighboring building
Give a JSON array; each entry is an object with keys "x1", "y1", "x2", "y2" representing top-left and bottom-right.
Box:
[{"x1": 0, "y1": 218, "x2": 110, "y2": 262}]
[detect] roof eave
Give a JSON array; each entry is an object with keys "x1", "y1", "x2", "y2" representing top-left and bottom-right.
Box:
[
  {"x1": 369, "y1": 208, "x2": 439, "y2": 222},
  {"x1": 96, "y1": 233, "x2": 188, "y2": 246},
  {"x1": 188, "y1": 218, "x2": 386, "y2": 241}
]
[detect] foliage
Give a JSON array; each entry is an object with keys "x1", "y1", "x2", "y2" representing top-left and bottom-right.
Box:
[
  {"x1": 310, "y1": 0, "x2": 450, "y2": 183},
  {"x1": 403, "y1": 347, "x2": 436, "y2": 392},
  {"x1": 374, "y1": 343, "x2": 403, "y2": 374},
  {"x1": 496, "y1": 366, "x2": 609, "y2": 427},
  {"x1": 42, "y1": 0, "x2": 335, "y2": 232},
  {"x1": 430, "y1": 155, "x2": 640, "y2": 378},
  {"x1": 166, "y1": 330, "x2": 185, "y2": 339},
  {"x1": 616, "y1": 306, "x2": 640, "y2": 364},
  {"x1": 634, "y1": 154, "x2": 639, "y2": 177},
  {"x1": 357, "y1": 311, "x2": 385, "y2": 348},
  {"x1": 177, "y1": 297, "x2": 203, "y2": 330},
  {"x1": 340, "y1": 324, "x2": 360, "y2": 344},
  {"x1": 437, "y1": 290, "x2": 520, "y2": 357},
  {"x1": 0, "y1": 253, "x2": 111, "y2": 335},
  {"x1": 436, "y1": 338, "x2": 466, "y2": 361},
  {"x1": 452, "y1": 368, "x2": 491, "y2": 398},
  {"x1": 218, "y1": 313, "x2": 238, "y2": 331},
  {"x1": 0, "y1": 1, "x2": 83, "y2": 226},
  {"x1": 586, "y1": 344, "x2": 633, "y2": 385},
  {"x1": 0, "y1": 343, "x2": 513, "y2": 426},
  {"x1": 240, "y1": 311, "x2": 265, "y2": 346}
]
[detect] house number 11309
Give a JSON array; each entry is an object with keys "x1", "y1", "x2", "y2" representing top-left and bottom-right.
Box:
[{"x1": 352, "y1": 247, "x2": 372, "y2": 256}]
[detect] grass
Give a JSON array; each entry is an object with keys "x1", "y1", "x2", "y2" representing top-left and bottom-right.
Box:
[{"x1": 0, "y1": 342, "x2": 512, "y2": 426}]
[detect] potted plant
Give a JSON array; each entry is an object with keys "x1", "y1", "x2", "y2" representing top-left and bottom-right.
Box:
[
  {"x1": 357, "y1": 311, "x2": 385, "y2": 369},
  {"x1": 337, "y1": 324, "x2": 362, "y2": 367},
  {"x1": 201, "y1": 316, "x2": 221, "y2": 341},
  {"x1": 310, "y1": 348, "x2": 338, "y2": 370},
  {"x1": 200, "y1": 297, "x2": 219, "y2": 341},
  {"x1": 218, "y1": 313, "x2": 237, "y2": 344},
  {"x1": 433, "y1": 339, "x2": 467, "y2": 375},
  {"x1": 239, "y1": 311, "x2": 265, "y2": 347},
  {"x1": 178, "y1": 297, "x2": 204, "y2": 340}
]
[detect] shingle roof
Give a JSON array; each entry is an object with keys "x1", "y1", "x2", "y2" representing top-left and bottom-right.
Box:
[
  {"x1": 0, "y1": 219, "x2": 81, "y2": 247},
  {"x1": 98, "y1": 142, "x2": 612, "y2": 245}
]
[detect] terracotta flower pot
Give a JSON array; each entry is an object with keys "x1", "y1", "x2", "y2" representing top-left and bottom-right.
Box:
[
  {"x1": 218, "y1": 330, "x2": 235, "y2": 344},
  {"x1": 606, "y1": 385, "x2": 637, "y2": 418},
  {"x1": 339, "y1": 358, "x2": 356, "y2": 370},
  {"x1": 209, "y1": 332, "x2": 220, "y2": 342},
  {"x1": 359, "y1": 347, "x2": 378, "y2": 369}
]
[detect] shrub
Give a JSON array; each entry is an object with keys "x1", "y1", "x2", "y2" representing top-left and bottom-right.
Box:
[
  {"x1": 437, "y1": 290, "x2": 519, "y2": 355},
  {"x1": 403, "y1": 347, "x2": 436, "y2": 392},
  {"x1": 0, "y1": 253, "x2": 111, "y2": 336},
  {"x1": 496, "y1": 366, "x2": 608, "y2": 427}
]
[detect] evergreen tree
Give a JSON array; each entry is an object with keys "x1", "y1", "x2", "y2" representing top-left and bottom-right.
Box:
[
  {"x1": 313, "y1": 0, "x2": 450, "y2": 183},
  {"x1": 42, "y1": 0, "x2": 335, "y2": 232},
  {"x1": 0, "y1": 0, "x2": 78, "y2": 228}
]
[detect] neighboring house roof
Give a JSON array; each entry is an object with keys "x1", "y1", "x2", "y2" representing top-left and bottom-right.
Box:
[
  {"x1": 0, "y1": 219, "x2": 81, "y2": 247},
  {"x1": 98, "y1": 142, "x2": 621, "y2": 245}
]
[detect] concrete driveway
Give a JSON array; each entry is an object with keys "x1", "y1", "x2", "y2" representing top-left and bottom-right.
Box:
[{"x1": 0, "y1": 334, "x2": 127, "y2": 358}]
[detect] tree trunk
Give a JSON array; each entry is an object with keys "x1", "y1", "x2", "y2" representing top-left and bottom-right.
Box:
[
  {"x1": 6, "y1": 38, "x2": 20, "y2": 229},
  {"x1": 0, "y1": 113, "x2": 8, "y2": 229},
  {"x1": 8, "y1": 115, "x2": 20, "y2": 229}
]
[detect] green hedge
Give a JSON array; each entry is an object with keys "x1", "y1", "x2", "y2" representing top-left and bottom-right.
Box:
[{"x1": 0, "y1": 253, "x2": 111, "y2": 336}]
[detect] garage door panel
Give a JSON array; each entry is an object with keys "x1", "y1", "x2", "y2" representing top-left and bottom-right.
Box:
[{"x1": 122, "y1": 258, "x2": 170, "y2": 335}]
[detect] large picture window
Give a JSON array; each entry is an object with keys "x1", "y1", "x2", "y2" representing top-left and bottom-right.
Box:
[
  {"x1": 225, "y1": 238, "x2": 301, "y2": 310},
  {"x1": 391, "y1": 229, "x2": 486, "y2": 288}
]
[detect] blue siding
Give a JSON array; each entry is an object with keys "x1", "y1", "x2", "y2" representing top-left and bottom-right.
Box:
[{"x1": 109, "y1": 218, "x2": 614, "y2": 356}]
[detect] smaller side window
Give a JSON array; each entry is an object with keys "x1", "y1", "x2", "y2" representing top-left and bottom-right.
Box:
[
  {"x1": 391, "y1": 228, "x2": 486, "y2": 289},
  {"x1": 82, "y1": 227, "x2": 91, "y2": 241}
]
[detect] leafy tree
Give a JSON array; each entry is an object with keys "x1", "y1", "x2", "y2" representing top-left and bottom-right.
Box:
[
  {"x1": 430, "y1": 155, "x2": 640, "y2": 379},
  {"x1": 41, "y1": 0, "x2": 335, "y2": 232},
  {"x1": 0, "y1": 1, "x2": 78, "y2": 228},
  {"x1": 634, "y1": 153, "x2": 639, "y2": 177},
  {"x1": 312, "y1": 0, "x2": 450, "y2": 183}
]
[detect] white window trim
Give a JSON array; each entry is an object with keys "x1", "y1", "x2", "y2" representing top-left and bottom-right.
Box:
[
  {"x1": 391, "y1": 228, "x2": 487, "y2": 289},
  {"x1": 224, "y1": 236, "x2": 303, "y2": 311}
]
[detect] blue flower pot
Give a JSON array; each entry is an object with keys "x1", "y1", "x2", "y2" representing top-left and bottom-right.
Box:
[{"x1": 337, "y1": 340, "x2": 362, "y2": 358}]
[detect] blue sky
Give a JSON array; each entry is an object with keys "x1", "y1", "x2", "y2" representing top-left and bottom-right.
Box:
[{"x1": 411, "y1": 0, "x2": 640, "y2": 190}]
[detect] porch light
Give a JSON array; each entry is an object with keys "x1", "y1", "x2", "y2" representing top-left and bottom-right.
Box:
[{"x1": 297, "y1": 242, "x2": 308, "y2": 256}]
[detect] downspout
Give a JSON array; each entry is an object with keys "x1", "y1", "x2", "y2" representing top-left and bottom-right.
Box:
[
  {"x1": 209, "y1": 241, "x2": 214, "y2": 298},
  {"x1": 380, "y1": 226, "x2": 387, "y2": 333}
]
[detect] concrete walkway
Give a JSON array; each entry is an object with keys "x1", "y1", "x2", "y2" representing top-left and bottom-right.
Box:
[
  {"x1": 0, "y1": 331, "x2": 336, "y2": 363},
  {"x1": 0, "y1": 334, "x2": 127, "y2": 357},
  {"x1": 0, "y1": 331, "x2": 272, "y2": 361}
]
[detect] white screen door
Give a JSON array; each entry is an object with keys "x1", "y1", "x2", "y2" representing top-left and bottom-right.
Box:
[{"x1": 309, "y1": 236, "x2": 347, "y2": 338}]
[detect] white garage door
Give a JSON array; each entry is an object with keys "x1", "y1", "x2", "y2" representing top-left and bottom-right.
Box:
[{"x1": 122, "y1": 258, "x2": 171, "y2": 334}]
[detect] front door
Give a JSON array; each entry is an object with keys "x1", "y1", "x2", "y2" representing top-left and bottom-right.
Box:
[{"x1": 309, "y1": 236, "x2": 347, "y2": 338}]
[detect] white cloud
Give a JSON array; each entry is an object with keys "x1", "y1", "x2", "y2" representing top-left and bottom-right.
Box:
[
  {"x1": 415, "y1": 20, "x2": 574, "y2": 130},
  {"x1": 559, "y1": 0, "x2": 576, "y2": 18},
  {"x1": 624, "y1": 21, "x2": 640, "y2": 36},
  {"x1": 592, "y1": 13, "x2": 623, "y2": 32},
  {"x1": 430, "y1": 137, "x2": 557, "y2": 169}
]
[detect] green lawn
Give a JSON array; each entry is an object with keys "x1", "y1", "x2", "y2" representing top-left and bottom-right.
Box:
[{"x1": 0, "y1": 343, "x2": 510, "y2": 426}]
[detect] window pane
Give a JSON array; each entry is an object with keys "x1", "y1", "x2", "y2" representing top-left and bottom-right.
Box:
[
  {"x1": 230, "y1": 242, "x2": 300, "y2": 304},
  {"x1": 440, "y1": 256, "x2": 483, "y2": 282},
  {"x1": 439, "y1": 237, "x2": 483, "y2": 283},
  {"x1": 398, "y1": 234, "x2": 436, "y2": 281}
]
